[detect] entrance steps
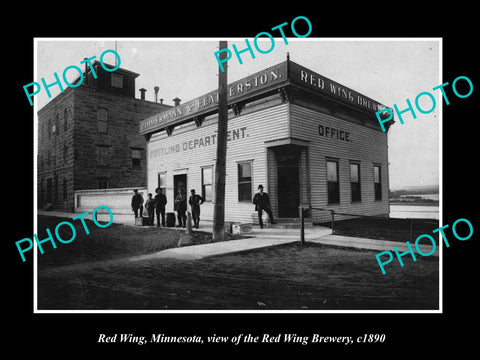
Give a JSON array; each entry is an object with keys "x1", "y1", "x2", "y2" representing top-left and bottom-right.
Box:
[{"x1": 270, "y1": 217, "x2": 313, "y2": 229}]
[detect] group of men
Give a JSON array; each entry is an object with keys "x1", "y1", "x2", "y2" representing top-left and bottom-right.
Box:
[
  {"x1": 131, "y1": 188, "x2": 204, "y2": 228},
  {"x1": 172, "y1": 188, "x2": 204, "y2": 228},
  {"x1": 131, "y1": 183, "x2": 276, "y2": 229}
]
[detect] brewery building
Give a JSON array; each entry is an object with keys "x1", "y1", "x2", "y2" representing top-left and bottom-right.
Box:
[{"x1": 139, "y1": 56, "x2": 394, "y2": 225}]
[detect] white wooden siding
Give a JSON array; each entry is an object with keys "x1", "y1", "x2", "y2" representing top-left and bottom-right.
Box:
[
  {"x1": 147, "y1": 101, "x2": 289, "y2": 223},
  {"x1": 266, "y1": 147, "x2": 277, "y2": 216},
  {"x1": 146, "y1": 98, "x2": 390, "y2": 225},
  {"x1": 289, "y1": 104, "x2": 390, "y2": 223}
]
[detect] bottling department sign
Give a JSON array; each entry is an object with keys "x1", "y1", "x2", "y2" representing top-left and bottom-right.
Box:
[{"x1": 150, "y1": 127, "x2": 248, "y2": 158}]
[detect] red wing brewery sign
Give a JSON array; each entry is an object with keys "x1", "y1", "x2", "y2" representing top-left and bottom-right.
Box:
[{"x1": 288, "y1": 61, "x2": 385, "y2": 113}]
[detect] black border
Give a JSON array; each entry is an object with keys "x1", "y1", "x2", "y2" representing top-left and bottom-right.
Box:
[{"x1": 6, "y1": 7, "x2": 479, "y2": 356}]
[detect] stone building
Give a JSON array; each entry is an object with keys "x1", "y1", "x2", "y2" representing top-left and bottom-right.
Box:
[{"x1": 37, "y1": 61, "x2": 171, "y2": 211}]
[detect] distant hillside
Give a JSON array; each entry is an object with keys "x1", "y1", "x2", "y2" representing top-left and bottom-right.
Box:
[{"x1": 390, "y1": 184, "x2": 439, "y2": 194}]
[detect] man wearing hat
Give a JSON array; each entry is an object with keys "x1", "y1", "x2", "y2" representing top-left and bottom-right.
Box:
[
  {"x1": 175, "y1": 188, "x2": 187, "y2": 228},
  {"x1": 131, "y1": 189, "x2": 144, "y2": 218},
  {"x1": 253, "y1": 184, "x2": 276, "y2": 229},
  {"x1": 189, "y1": 189, "x2": 204, "y2": 229},
  {"x1": 154, "y1": 187, "x2": 167, "y2": 227}
]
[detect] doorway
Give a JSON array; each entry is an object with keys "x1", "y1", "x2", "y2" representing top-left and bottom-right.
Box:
[
  {"x1": 173, "y1": 174, "x2": 187, "y2": 210},
  {"x1": 276, "y1": 147, "x2": 300, "y2": 218}
]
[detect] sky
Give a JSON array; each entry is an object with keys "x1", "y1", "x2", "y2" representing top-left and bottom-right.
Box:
[{"x1": 35, "y1": 38, "x2": 440, "y2": 190}]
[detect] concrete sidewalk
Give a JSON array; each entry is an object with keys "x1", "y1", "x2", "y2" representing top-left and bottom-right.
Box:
[
  {"x1": 130, "y1": 230, "x2": 438, "y2": 261},
  {"x1": 38, "y1": 210, "x2": 438, "y2": 260},
  {"x1": 130, "y1": 226, "x2": 332, "y2": 261}
]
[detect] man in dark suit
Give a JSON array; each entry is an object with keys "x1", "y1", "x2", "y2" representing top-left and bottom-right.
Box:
[
  {"x1": 175, "y1": 188, "x2": 187, "y2": 228},
  {"x1": 154, "y1": 187, "x2": 167, "y2": 227},
  {"x1": 131, "y1": 189, "x2": 144, "y2": 218},
  {"x1": 253, "y1": 184, "x2": 276, "y2": 229},
  {"x1": 189, "y1": 189, "x2": 204, "y2": 229}
]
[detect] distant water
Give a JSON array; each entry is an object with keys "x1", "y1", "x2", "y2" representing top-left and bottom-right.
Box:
[
  {"x1": 400, "y1": 194, "x2": 439, "y2": 201},
  {"x1": 417, "y1": 194, "x2": 439, "y2": 201},
  {"x1": 390, "y1": 204, "x2": 439, "y2": 220}
]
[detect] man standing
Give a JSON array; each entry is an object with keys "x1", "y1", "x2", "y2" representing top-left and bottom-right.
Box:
[
  {"x1": 131, "y1": 189, "x2": 144, "y2": 218},
  {"x1": 145, "y1": 193, "x2": 155, "y2": 226},
  {"x1": 189, "y1": 189, "x2": 204, "y2": 229},
  {"x1": 253, "y1": 185, "x2": 276, "y2": 229},
  {"x1": 175, "y1": 188, "x2": 187, "y2": 228},
  {"x1": 154, "y1": 187, "x2": 167, "y2": 227}
]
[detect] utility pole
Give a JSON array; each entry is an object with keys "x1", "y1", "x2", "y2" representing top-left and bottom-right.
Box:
[{"x1": 212, "y1": 41, "x2": 228, "y2": 242}]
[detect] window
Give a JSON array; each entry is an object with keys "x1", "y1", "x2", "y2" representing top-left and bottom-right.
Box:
[
  {"x1": 97, "y1": 108, "x2": 108, "y2": 133},
  {"x1": 97, "y1": 178, "x2": 109, "y2": 189},
  {"x1": 46, "y1": 178, "x2": 52, "y2": 203},
  {"x1": 327, "y1": 160, "x2": 340, "y2": 204},
  {"x1": 96, "y1": 145, "x2": 110, "y2": 166},
  {"x1": 64, "y1": 108, "x2": 68, "y2": 131},
  {"x1": 350, "y1": 163, "x2": 361, "y2": 202},
  {"x1": 374, "y1": 165, "x2": 382, "y2": 200},
  {"x1": 52, "y1": 148, "x2": 56, "y2": 167},
  {"x1": 54, "y1": 175, "x2": 59, "y2": 202},
  {"x1": 63, "y1": 179, "x2": 68, "y2": 200},
  {"x1": 238, "y1": 161, "x2": 252, "y2": 202},
  {"x1": 53, "y1": 114, "x2": 58, "y2": 136},
  {"x1": 63, "y1": 144, "x2": 68, "y2": 162},
  {"x1": 202, "y1": 166, "x2": 213, "y2": 202},
  {"x1": 111, "y1": 74, "x2": 123, "y2": 88},
  {"x1": 131, "y1": 149, "x2": 141, "y2": 167},
  {"x1": 158, "y1": 172, "x2": 167, "y2": 194}
]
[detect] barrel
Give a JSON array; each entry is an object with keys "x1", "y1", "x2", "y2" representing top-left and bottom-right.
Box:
[{"x1": 166, "y1": 212, "x2": 176, "y2": 227}]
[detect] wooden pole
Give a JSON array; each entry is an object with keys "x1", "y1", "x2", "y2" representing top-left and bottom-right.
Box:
[
  {"x1": 186, "y1": 211, "x2": 193, "y2": 235},
  {"x1": 330, "y1": 210, "x2": 335, "y2": 235},
  {"x1": 300, "y1": 207, "x2": 305, "y2": 246},
  {"x1": 212, "y1": 41, "x2": 228, "y2": 242}
]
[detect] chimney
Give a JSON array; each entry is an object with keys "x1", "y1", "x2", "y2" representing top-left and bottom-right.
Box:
[
  {"x1": 154, "y1": 86, "x2": 159, "y2": 103},
  {"x1": 173, "y1": 97, "x2": 181, "y2": 106},
  {"x1": 159, "y1": 98, "x2": 164, "y2": 104},
  {"x1": 139, "y1": 88, "x2": 147, "y2": 100}
]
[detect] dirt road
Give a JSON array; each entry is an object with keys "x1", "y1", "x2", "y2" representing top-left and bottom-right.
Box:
[{"x1": 37, "y1": 216, "x2": 439, "y2": 311}]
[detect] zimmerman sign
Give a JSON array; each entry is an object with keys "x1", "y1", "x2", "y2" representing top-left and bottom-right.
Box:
[
  {"x1": 140, "y1": 64, "x2": 287, "y2": 135},
  {"x1": 139, "y1": 60, "x2": 388, "y2": 136}
]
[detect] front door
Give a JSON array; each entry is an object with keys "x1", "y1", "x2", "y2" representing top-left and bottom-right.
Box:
[
  {"x1": 277, "y1": 148, "x2": 300, "y2": 218},
  {"x1": 173, "y1": 174, "x2": 187, "y2": 210}
]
